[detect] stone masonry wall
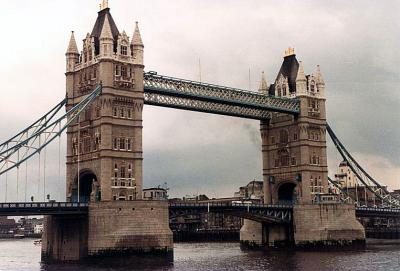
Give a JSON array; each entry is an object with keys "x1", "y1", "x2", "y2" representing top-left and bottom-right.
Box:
[
  {"x1": 293, "y1": 203, "x2": 365, "y2": 246},
  {"x1": 88, "y1": 200, "x2": 173, "y2": 256}
]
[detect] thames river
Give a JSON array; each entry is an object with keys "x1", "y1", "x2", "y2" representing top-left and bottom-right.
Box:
[{"x1": 1, "y1": 239, "x2": 400, "y2": 271}]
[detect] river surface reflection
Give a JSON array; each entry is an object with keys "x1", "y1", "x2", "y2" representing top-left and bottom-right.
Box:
[{"x1": 1, "y1": 239, "x2": 400, "y2": 271}]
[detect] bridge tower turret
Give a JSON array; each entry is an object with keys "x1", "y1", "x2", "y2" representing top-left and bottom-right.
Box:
[
  {"x1": 65, "y1": 5, "x2": 144, "y2": 202},
  {"x1": 261, "y1": 48, "x2": 328, "y2": 204}
]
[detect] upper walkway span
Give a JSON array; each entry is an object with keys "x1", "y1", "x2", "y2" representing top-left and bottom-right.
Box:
[{"x1": 143, "y1": 72, "x2": 300, "y2": 120}]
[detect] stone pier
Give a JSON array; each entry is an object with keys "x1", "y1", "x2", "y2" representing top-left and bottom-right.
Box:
[
  {"x1": 240, "y1": 203, "x2": 365, "y2": 249},
  {"x1": 240, "y1": 219, "x2": 292, "y2": 248},
  {"x1": 293, "y1": 203, "x2": 365, "y2": 247},
  {"x1": 41, "y1": 201, "x2": 173, "y2": 262}
]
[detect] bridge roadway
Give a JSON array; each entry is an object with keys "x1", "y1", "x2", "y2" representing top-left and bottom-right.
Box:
[{"x1": 0, "y1": 202, "x2": 399, "y2": 222}]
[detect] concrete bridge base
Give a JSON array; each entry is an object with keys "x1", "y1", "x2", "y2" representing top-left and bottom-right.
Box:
[
  {"x1": 293, "y1": 203, "x2": 365, "y2": 247},
  {"x1": 240, "y1": 220, "x2": 292, "y2": 248},
  {"x1": 42, "y1": 200, "x2": 173, "y2": 262},
  {"x1": 240, "y1": 203, "x2": 365, "y2": 249}
]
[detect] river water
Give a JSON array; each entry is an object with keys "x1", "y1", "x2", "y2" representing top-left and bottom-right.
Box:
[{"x1": 1, "y1": 239, "x2": 400, "y2": 271}]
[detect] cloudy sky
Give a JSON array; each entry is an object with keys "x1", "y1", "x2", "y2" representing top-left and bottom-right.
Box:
[{"x1": 0, "y1": 0, "x2": 399, "y2": 201}]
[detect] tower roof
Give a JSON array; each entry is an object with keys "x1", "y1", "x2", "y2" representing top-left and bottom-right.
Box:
[
  {"x1": 274, "y1": 50, "x2": 299, "y2": 93},
  {"x1": 91, "y1": 7, "x2": 119, "y2": 54},
  {"x1": 258, "y1": 71, "x2": 268, "y2": 92},
  {"x1": 296, "y1": 61, "x2": 306, "y2": 82},
  {"x1": 100, "y1": 12, "x2": 113, "y2": 40},
  {"x1": 91, "y1": 8, "x2": 119, "y2": 40},
  {"x1": 66, "y1": 31, "x2": 79, "y2": 54},
  {"x1": 132, "y1": 21, "x2": 143, "y2": 46},
  {"x1": 315, "y1": 65, "x2": 325, "y2": 84}
]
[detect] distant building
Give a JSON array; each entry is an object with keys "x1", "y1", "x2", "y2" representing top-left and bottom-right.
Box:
[
  {"x1": 34, "y1": 224, "x2": 44, "y2": 234},
  {"x1": 234, "y1": 180, "x2": 263, "y2": 202},
  {"x1": 143, "y1": 187, "x2": 168, "y2": 200},
  {"x1": 0, "y1": 217, "x2": 16, "y2": 235},
  {"x1": 335, "y1": 161, "x2": 358, "y2": 187}
]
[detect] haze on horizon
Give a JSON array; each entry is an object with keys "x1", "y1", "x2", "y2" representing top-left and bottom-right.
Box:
[{"x1": 0, "y1": 0, "x2": 399, "y2": 201}]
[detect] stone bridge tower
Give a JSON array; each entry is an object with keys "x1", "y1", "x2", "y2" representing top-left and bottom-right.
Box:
[
  {"x1": 259, "y1": 48, "x2": 328, "y2": 204},
  {"x1": 65, "y1": 5, "x2": 144, "y2": 202}
]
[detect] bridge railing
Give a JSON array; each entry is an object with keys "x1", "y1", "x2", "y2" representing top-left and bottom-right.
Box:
[
  {"x1": 0, "y1": 202, "x2": 89, "y2": 209},
  {"x1": 168, "y1": 202, "x2": 293, "y2": 209}
]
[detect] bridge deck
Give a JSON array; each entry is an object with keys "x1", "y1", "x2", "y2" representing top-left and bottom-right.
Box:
[
  {"x1": 1, "y1": 202, "x2": 399, "y2": 220},
  {"x1": 0, "y1": 202, "x2": 89, "y2": 216}
]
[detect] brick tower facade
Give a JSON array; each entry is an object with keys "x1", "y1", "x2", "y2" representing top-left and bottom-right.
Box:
[
  {"x1": 259, "y1": 48, "x2": 328, "y2": 204},
  {"x1": 65, "y1": 5, "x2": 144, "y2": 202}
]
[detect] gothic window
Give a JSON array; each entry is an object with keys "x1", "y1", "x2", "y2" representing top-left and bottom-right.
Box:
[
  {"x1": 277, "y1": 86, "x2": 282, "y2": 96},
  {"x1": 83, "y1": 137, "x2": 91, "y2": 153},
  {"x1": 280, "y1": 154, "x2": 289, "y2": 167},
  {"x1": 113, "y1": 138, "x2": 118, "y2": 149},
  {"x1": 310, "y1": 81, "x2": 315, "y2": 92},
  {"x1": 85, "y1": 108, "x2": 91, "y2": 121},
  {"x1": 293, "y1": 133, "x2": 298, "y2": 141},
  {"x1": 282, "y1": 85, "x2": 287, "y2": 96},
  {"x1": 93, "y1": 67, "x2": 97, "y2": 79},
  {"x1": 310, "y1": 153, "x2": 319, "y2": 165},
  {"x1": 121, "y1": 45, "x2": 128, "y2": 55},
  {"x1": 114, "y1": 171, "x2": 118, "y2": 179},
  {"x1": 126, "y1": 138, "x2": 132, "y2": 151},
  {"x1": 115, "y1": 65, "x2": 120, "y2": 76},
  {"x1": 291, "y1": 157, "x2": 296, "y2": 166},
  {"x1": 279, "y1": 130, "x2": 289, "y2": 144},
  {"x1": 95, "y1": 107, "x2": 100, "y2": 118},
  {"x1": 129, "y1": 195, "x2": 133, "y2": 201},
  {"x1": 88, "y1": 47, "x2": 92, "y2": 61},
  {"x1": 120, "y1": 167, "x2": 126, "y2": 178},
  {"x1": 119, "y1": 138, "x2": 126, "y2": 150},
  {"x1": 127, "y1": 108, "x2": 132, "y2": 119},
  {"x1": 113, "y1": 195, "x2": 117, "y2": 201},
  {"x1": 120, "y1": 108, "x2": 125, "y2": 118},
  {"x1": 128, "y1": 163, "x2": 132, "y2": 171},
  {"x1": 113, "y1": 107, "x2": 118, "y2": 117},
  {"x1": 121, "y1": 66, "x2": 127, "y2": 77}
]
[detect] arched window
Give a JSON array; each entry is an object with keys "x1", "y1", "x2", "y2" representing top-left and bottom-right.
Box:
[
  {"x1": 282, "y1": 84, "x2": 287, "y2": 96},
  {"x1": 279, "y1": 129, "x2": 289, "y2": 144}
]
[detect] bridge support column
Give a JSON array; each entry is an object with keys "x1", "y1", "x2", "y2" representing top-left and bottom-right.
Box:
[
  {"x1": 293, "y1": 204, "x2": 365, "y2": 247},
  {"x1": 240, "y1": 219, "x2": 292, "y2": 248},
  {"x1": 88, "y1": 200, "x2": 173, "y2": 258},
  {"x1": 41, "y1": 215, "x2": 88, "y2": 262}
]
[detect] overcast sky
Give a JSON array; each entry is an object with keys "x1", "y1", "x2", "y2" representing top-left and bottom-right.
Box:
[{"x1": 0, "y1": 0, "x2": 399, "y2": 201}]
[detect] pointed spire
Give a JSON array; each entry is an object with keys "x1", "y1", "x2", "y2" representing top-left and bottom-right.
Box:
[
  {"x1": 315, "y1": 65, "x2": 325, "y2": 84},
  {"x1": 66, "y1": 31, "x2": 79, "y2": 54},
  {"x1": 100, "y1": 14, "x2": 113, "y2": 40},
  {"x1": 258, "y1": 71, "x2": 268, "y2": 93},
  {"x1": 132, "y1": 21, "x2": 143, "y2": 46},
  {"x1": 296, "y1": 61, "x2": 306, "y2": 82}
]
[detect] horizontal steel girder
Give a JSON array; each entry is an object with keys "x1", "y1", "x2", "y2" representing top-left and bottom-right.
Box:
[{"x1": 143, "y1": 72, "x2": 300, "y2": 119}]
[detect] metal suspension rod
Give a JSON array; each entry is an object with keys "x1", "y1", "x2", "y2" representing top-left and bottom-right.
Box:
[
  {"x1": 327, "y1": 123, "x2": 399, "y2": 207},
  {"x1": 25, "y1": 160, "x2": 28, "y2": 202},
  {"x1": 0, "y1": 88, "x2": 98, "y2": 158},
  {"x1": 0, "y1": 98, "x2": 66, "y2": 151},
  {"x1": 327, "y1": 124, "x2": 388, "y2": 192},
  {"x1": 0, "y1": 85, "x2": 102, "y2": 176},
  {"x1": 77, "y1": 115, "x2": 81, "y2": 203},
  {"x1": 43, "y1": 146, "x2": 46, "y2": 201}
]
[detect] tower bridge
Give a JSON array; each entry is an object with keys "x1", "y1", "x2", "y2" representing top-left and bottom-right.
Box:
[{"x1": 0, "y1": 3, "x2": 398, "y2": 263}]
